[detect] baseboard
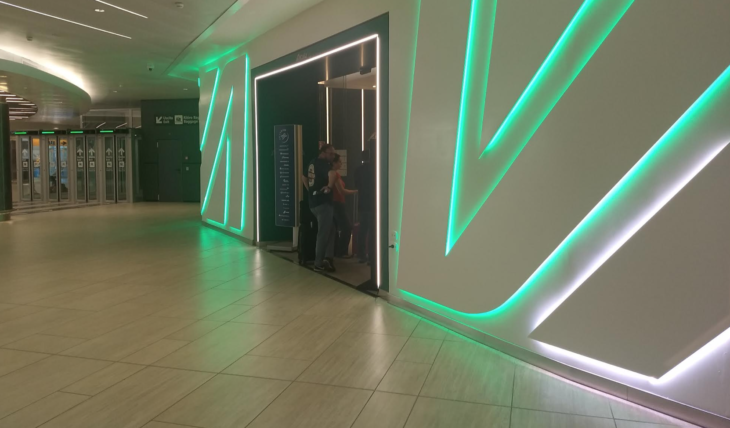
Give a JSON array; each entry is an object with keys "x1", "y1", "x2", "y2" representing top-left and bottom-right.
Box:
[{"x1": 380, "y1": 290, "x2": 730, "y2": 428}]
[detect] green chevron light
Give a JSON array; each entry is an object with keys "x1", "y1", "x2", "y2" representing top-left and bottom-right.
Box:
[
  {"x1": 232, "y1": 54, "x2": 251, "y2": 234},
  {"x1": 201, "y1": 86, "x2": 234, "y2": 215},
  {"x1": 200, "y1": 68, "x2": 221, "y2": 151},
  {"x1": 445, "y1": 0, "x2": 634, "y2": 255}
]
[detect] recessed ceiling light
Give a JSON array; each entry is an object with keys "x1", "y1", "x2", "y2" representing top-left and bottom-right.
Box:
[
  {"x1": 0, "y1": 1, "x2": 131, "y2": 39},
  {"x1": 95, "y1": 0, "x2": 148, "y2": 18},
  {"x1": 183, "y1": 88, "x2": 188, "y2": 91},
  {"x1": 53, "y1": 127, "x2": 59, "y2": 129},
  {"x1": 95, "y1": 8, "x2": 104, "y2": 12},
  {"x1": 113, "y1": 90, "x2": 118, "y2": 93}
]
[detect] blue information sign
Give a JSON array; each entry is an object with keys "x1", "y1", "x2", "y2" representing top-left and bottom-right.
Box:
[{"x1": 274, "y1": 125, "x2": 296, "y2": 227}]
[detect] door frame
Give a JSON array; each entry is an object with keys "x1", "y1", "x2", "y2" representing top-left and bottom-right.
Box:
[{"x1": 252, "y1": 14, "x2": 390, "y2": 291}]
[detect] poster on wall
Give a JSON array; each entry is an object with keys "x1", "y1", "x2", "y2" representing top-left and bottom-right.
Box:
[{"x1": 274, "y1": 124, "x2": 299, "y2": 228}]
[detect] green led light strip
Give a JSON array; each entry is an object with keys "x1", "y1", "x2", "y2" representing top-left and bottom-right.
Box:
[
  {"x1": 231, "y1": 55, "x2": 251, "y2": 234},
  {"x1": 201, "y1": 86, "x2": 235, "y2": 215},
  {"x1": 200, "y1": 68, "x2": 221, "y2": 151},
  {"x1": 41, "y1": 131, "x2": 55, "y2": 134},
  {"x1": 100, "y1": 130, "x2": 114, "y2": 133},
  {"x1": 70, "y1": 131, "x2": 84, "y2": 134},
  {"x1": 14, "y1": 132, "x2": 27, "y2": 135},
  {"x1": 445, "y1": 0, "x2": 633, "y2": 255}
]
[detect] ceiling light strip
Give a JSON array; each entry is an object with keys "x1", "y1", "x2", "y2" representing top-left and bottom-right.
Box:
[
  {"x1": 0, "y1": 1, "x2": 131, "y2": 39},
  {"x1": 95, "y1": 0, "x2": 148, "y2": 18}
]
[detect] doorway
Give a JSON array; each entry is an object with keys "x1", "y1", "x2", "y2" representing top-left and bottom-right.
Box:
[
  {"x1": 253, "y1": 15, "x2": 389, "y2": 292},
  {"x1": 158, "y1": 140, "x2": 183, "y2": 202}
]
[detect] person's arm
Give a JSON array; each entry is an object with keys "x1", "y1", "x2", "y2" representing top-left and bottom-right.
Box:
[
  {"x1": 321, "y1": 170, "x2": 337, "y2": 193},
  {"x1": 301, "y1": 175, "x2": 309, "y2": 191},
  {"x1": 334, "y1": 176, "x2": 358, "y2": 196}
]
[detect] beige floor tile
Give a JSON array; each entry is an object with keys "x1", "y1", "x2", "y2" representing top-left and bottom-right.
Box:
[
  {"x1": 164, "y1": 320, "x2": 224, "y2": 341},
  {"x1": 0, "y1": 355, "x2": 110, "y2": 418},
  {"x1": 0, "y1": 305, "x2": 47, "y2": 325},
  {"x1": 248, "y1": 315, "x2": 352, "y2": 360},
  {"x1": 510, "y1": 408, "x2": 616, "y2": 428},
  {"x1": 377, "y1": 361, "x2": 431, "y2": 395},
  {"x1": 0, "y1": 391, "x2": 88, "y2": 428},
  {"x1": 32, "y1": 283, "x2": 159, "y2": 311},
  {"x1": 232, "y1": 293, "x2": 324, "y2": 325},
  {"x1": 513, "y1": 365, "x2": 613, "y2": 418},
  {"x1": 304, "y1": 289, "x2": 377, "y2": 318},
  {"x1": 41, "y1": 302, "x2": 161, "y2": 340},
  {"x1": 63, "y1": 362, "x2": 146, "y2": 395},
  {"x1": 223, "y1": 355, "x2": 312, "y2": 381},
  {"x1": 143, "y1": 422, "x2": 193, "y2": 428},
  {"x1": 396, "y1": 337, "x2": 442, "y2": 364},
  {"x1": 157, "y1": 374, "x2": 289, "y2": 428},
  {"x1": 352, "y1": 391, "x2": 417, "y2": 428},
  {"x1": 298, "y1": 331, "x2": 407, "y2": 390},
  {"x1": 61, "y1": 316, "x2": 193, "y2": 361},
  {"x1": 155, "y1": 289, "x2": 255, "y2": 319},
  {"x1": 411, "y1": 319, "x2": 463, "y2": 341},
  {"x1": 614, "y1": 421, "x2": 697, "y2": 428},
  {"x1": 420, "y1": 341, "x2": 515, "y2": 406},
  {"x1": 247, "y1": 382, "x2": 372, "y2": 428},
  {"x1": 42, "y1": 367, "x2": 214, "y2": 428},
  {"x1": 349, "y1": 303, "x2": 421, "y2": 336},
  {"x1": 3, "y1": 334, "x2": 87, "y2": 354},
  {"x1": 231, "y1": 289, "x2": 280, "y2": 306},
  {"x1": 0, "y1": 349, "x2": 48, "y2": 377},
  {"x1": 404, "y1": 397, "x2": 510, "y2": 428},
  {"x1": 610, "y1": 399, "x2": 697, "y2": 427},
  {"x1": 121, "y1": 339, "x2": 190, "y2": 365},
  {"x1": 0, "y1": 303, "x2": 16, "y2": 313},
  {"x1": 204, "y1": 304, "x2": 254, "y2": 321},
  {"x1": 0, "y1": 308, "x2": 93, "y2": 347},
  {"x1": 154, "y1": 322, "x2": 281, "y2": 372}
]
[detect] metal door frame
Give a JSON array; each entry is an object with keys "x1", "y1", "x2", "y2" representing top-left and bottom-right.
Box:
[
  {"x1": 30, "y1": 135, "x2": 48, "y2": 202},
  {"x1": 44, "y1": 134, "x2": 59, "y2": 203}
]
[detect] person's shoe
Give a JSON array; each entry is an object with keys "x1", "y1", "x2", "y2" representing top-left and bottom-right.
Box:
[
  {"x1": 313, "y1": 264, "x2": 325, "y2": 272},
  {"x1": 323, "y1": 259, "x2": 336, "y2": 272}
]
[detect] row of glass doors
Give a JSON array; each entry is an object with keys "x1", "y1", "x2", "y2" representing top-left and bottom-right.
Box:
[{"x1": 9, "y1": 131, "x2": 132, "y2": 206}]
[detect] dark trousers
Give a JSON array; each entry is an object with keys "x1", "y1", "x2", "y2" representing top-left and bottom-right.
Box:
[
  {"x1": 333, "y1": 201, "x2": 352, "y2": 256},
  {"x1": 357, "y1": 210, "x2": 372, "y2": 260}
]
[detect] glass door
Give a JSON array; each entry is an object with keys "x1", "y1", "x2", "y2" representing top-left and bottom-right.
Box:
[
  {"x1": 87, "y1": 137, "x2": 98, "y2": 201},
  {"x1": 20, "y1": 136, "x2": 31, "y2": 201},
  {"x1": 116, "y1": 135, "x2": 127, "y2": 202},
  {"x1": 104, "y1": 136, "x2": 115, "y2": 202},
  {"x1": 75, "y1": 137, "x2": 86, "y2": 202},
  {"x1": 31, "y1": 137, "x2": 42, "y2": 201},
  {"x1": 48, "y1": 136, "x2": 59, "y2": 202},
  {"x1": 59, "y1": 137, "x2": 70, "y2": 201}
]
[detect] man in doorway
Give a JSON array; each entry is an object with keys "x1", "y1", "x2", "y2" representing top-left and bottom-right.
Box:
[
  {"x1": 308, "y1": 144, "x2": 337, "y2": 272},
  {"x1": 355, "y1": 149, "x2": 373, "y2": 264}
]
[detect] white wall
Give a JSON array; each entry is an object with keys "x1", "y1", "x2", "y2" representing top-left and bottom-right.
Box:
[{"x1": 195, "y1": 0, "x2": 730, "y2": 419}]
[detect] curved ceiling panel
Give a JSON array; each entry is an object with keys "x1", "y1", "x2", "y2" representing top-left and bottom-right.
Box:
[{"x1": 0, "y1": 49, "x2": 91, "y2": 126}]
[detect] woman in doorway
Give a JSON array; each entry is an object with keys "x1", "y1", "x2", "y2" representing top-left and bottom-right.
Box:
[{"x1": 331, "y1": 153, "x2": 357, "y2": 258}]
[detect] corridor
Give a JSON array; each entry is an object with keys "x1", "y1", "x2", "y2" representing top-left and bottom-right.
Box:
[{"x1": 0, "y1": 204, "x2": 697, "y2": 428}]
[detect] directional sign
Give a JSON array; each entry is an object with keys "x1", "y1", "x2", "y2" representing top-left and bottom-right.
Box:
[
  {"x1": 22, "y1": 149, "x2": 28, "y2": 159},
  {"x1": 77, "y1": 148, "x2": 84, "y2": 157},
  {"x1": 118, "y1": 148, "x2": 125, "y2": 156},
  {"x1": 106, "y1": 148, "x2": 113, "y2": 156},
  {"x1": 89, "y1": 148, "x2": 96, "y2": 157}
]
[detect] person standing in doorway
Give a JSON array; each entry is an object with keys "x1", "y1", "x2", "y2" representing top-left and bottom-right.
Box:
[
  {"x1": 307, "y1": 144, "x2": 336, "y2": 272},
  {"x1": 331, "y1": 153, "x2": 357, "y2": 258},
  {"x1": 355, "y1": 149, "x2": 373, "y2": 264}
]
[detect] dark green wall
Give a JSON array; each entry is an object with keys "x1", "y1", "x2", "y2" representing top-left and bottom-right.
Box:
[{"x1": 140, "y1": 99, "x2": 200, "y2": 202}]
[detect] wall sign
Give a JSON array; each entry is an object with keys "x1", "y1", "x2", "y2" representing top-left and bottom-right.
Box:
[
  {"x1": 274, "y1": 125, "x2": 296, "y2": 228},
  {"x1": 154, "y1": 114, "x2": 199, "y2": 126}
]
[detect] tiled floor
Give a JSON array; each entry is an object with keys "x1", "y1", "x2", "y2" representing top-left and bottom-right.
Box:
[{"x1": 0, "y1": 204, "x2": 699, "y2": 428}]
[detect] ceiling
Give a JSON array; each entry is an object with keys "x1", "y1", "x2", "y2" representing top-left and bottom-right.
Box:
[{"x1": 0, "y1": 0, "x2": 239, "y2": 112}]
